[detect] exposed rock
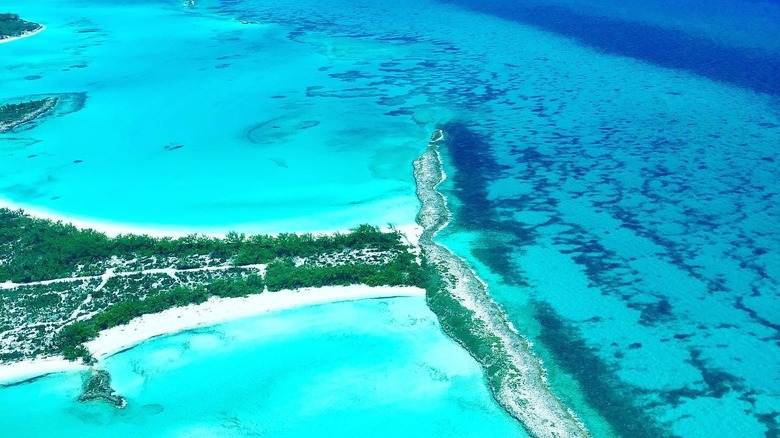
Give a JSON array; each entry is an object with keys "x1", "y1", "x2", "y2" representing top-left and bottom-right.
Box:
[{"x1": 78, "y1": 369, "x2": 126, "y2": 409}]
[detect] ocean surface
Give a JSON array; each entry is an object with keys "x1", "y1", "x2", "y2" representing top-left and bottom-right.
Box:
[
  {"x1": 2, "y1": 0, "x2": 779, "y2": 436},
  {"x1": 0, "y1": 297, "x2": 525, "y2": 437}
]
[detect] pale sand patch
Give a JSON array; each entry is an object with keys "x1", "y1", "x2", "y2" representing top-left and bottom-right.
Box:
[
  {"x1": 0, "y1": 285, "x2": 425, "y2": 384},
  {"x1": 86, "y1": 285, "x2": 425, "y2": 360},
  {"x1": 0, "y1": 25, "x2": 45, "y2": 45},
  {"x1": 0, "y1": 357, "x2": 87, "y2": 385},
  {"x1": 0, "y1": 198, "x2": 217, "y2": 238}
]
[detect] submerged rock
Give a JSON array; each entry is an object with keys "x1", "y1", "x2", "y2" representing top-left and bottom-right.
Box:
[{"x1": 78, "y1": 369, "x2": 126, "y2": 409}]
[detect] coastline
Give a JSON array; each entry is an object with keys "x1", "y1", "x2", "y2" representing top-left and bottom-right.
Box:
[
  {"x1": 413, "y1": 135, "x2": 590, "y2": 438},
  {"x1": 0, "y1": 132, "x2": 583, "y2": 435},
  {"x1": 0, "y1": 25, "x2": 45, "y2": 45},
  {"x1": 0, "y1": 285, "x2": 425, "y2": 385},
  {"x1": 0, "y1": 357, "x2": 87, "y2": 386},
  {"x1": 0, "y1": 96, "x2": 58, "y2": 133},
  {"x1": 0, "y1": 198, "x2": 422, "y2": 246}
]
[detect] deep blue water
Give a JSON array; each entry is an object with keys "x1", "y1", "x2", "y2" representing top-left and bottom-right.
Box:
[{"x1": 442, "y1": 0, "x2": 780, "y2": 96}]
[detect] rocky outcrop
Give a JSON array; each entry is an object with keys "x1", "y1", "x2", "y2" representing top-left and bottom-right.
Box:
[{"x1": 78, "y1": 369, "x2": 126, "y2": 409}]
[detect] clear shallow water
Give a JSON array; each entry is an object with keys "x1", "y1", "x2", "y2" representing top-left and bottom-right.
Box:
[
  {"x1": 0, "y1": 0, "x2": 430, "y2": 233},
  {"x1": 427, "y1": 1, "x2": 780, "y2": 436},
  {"x1": 2, "y1": 0, "x2": 780, "y2": 436},
  {"x1": 0, "y1": 297, "x2": 526, "y2": 437}
]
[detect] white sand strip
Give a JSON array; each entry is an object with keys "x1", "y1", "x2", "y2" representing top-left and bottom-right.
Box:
[
  {"x1": 0, "y1": 198, "x2": 208, "y2": 238},
  {"x1": 0, "y1": 357, "x2": 87, "y2": 385},
  {"x1": 0, "y1": 26, "x2": 45, "y2": 45},
  {"x1": 86, "y1": 285, "x2": 425, "y2": 360},
  {"x1": 0, "y1": 285, "x2": 425, "y2": 385},
  {"x1": 0, "y1": 198, "x2": 423, "y2": 244}
]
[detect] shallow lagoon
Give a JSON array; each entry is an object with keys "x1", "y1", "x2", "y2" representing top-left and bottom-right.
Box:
[
  {"x1": 0, "y1": 0, "x2": 429, "y2": 234},
  {"x1": 0, "y1": 297, "x2": 526, "y2": 437}
]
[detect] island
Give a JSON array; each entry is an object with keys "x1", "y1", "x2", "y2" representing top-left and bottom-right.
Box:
[
  {"x1": 0, "y1": 98, "x2": 58, "y2": 132},
  {"x1": 0, "y1": 207, "x2": 429, "y2": 405},
  {"x1": 0, "y1": 208, "x2": 425, "y2": 366},
  {"x1": 0, "y1": 130, "x2": 590, "y2": 437},
  {"x1": 78, "y1": 369, "x2": 126, "y2": 408},
  {"x1": 0, "y1": 130, "x2": 591, "y2": 437},
  {"x1": 0, "y1": 13, "x2": 43, "y2": 43}
]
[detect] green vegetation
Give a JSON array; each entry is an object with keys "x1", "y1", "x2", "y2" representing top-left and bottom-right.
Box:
[
  {"x1": 58, "y1": 275, "x2": 264, "y2": 361},
  {"x1": 0, "y1": 13, "x2": 40, "y2": 39},
  {"x1": 0, "y1": 208, "x2": 424, "y2": 363},
  {"x1": 0, "y1": 100, "x2": 49, "y2": 123},
  {"x1": 264, "y1": 251, "x2": 423, "y2": 291},
  {"x1": 0, "y1": 209, "x2": 409, "y2": 283},
  {"x1": 0, "y1": 98, "x2": 56, "y2": 133},
  {"x1": 424, "y1": 271, "x2": 505, "y2": 376}
]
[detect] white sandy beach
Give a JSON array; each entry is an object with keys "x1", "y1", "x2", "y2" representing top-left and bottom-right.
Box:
[
  {"x1": 0, "y1": 357, "x2": 87, "y2": 384},
  {"x1": 0, "y1": 285, "x2": 425, "y2": 385},
  {"x1": 85, "y1": 285, "x2": 425, "y2": 360},
  {"x1": 0, "y1": 197, "x2": 422, "y2": 385},
  {"x1": 0, "y1": 198, "x2": 228, "y2": 238},
  {"x1": 0, "y1": 26, "x2": 45, "y2": 45},
  {"x1": 0, "y1": 198, "x2": 423, "y2": 245}
]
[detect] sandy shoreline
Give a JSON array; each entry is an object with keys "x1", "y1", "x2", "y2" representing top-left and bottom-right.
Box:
[
  {"x1": 0, "y1": 197, "x2": 422, "y2": 386},
  {"x1": 0, "y1": 285, "x2": 425, "y2": 385},
  {"x1": 0, "y1": 25, "x2": 45, "y2": 45},
  {"x1": 0, "y1": 198, "x2": 422, "y2": 245},
  {"x1": 0, "y1": 357, "x2": 87, "y2": 385}
]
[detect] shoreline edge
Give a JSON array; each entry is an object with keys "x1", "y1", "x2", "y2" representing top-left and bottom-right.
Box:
[{"x1": 413, "y1": 131, "x2": 590, "y2": 438}]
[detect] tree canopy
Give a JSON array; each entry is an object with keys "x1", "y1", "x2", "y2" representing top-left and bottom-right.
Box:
[{"x1": 0, "y1": 13, "x2": 40, "y2": 39}]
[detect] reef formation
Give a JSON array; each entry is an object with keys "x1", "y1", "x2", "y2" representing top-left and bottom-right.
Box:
[{"x1": 414, "y1": 130, "x2": 589, "y2": 438}]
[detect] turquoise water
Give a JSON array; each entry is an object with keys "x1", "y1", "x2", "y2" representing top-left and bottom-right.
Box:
[
  {"x1": 428, "y1": 1, "x2": 780, "y2": 436},
  {"x1": 0, "y1": 0, "x2": 430, "y2": 233},
  {"x1": 0, "y1": 297, "x2": 526, "y2": 437},
  {"x1": 2, "y1": 0, "x2": 779, "y2": 436}
]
